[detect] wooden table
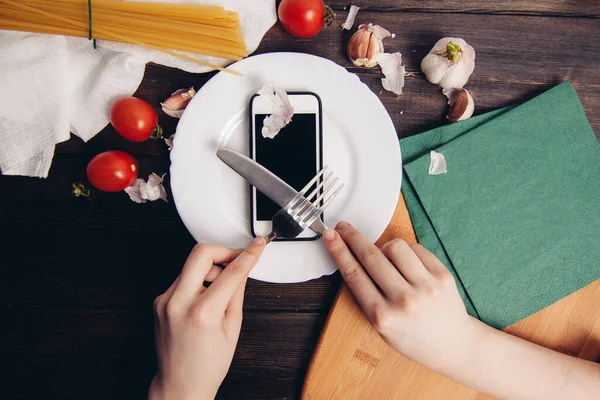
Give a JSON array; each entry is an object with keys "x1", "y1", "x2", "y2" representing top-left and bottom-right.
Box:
[{"x1": 1, "y1": 2, "x2": 599, "y2": 399}]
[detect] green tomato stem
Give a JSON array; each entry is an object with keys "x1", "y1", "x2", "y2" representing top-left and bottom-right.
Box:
[
  {"x1": 72, "y1": 182, "x2": 93, "y2": 199},
  {"x1": 151, "y1": 124, "x2": 163, "y2": 140},
  {"x1": 323, "y1": 5, "x2": 335, "y2": 27}
]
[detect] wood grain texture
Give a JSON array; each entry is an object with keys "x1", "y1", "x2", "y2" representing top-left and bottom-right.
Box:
[
  {"x1": 1, "y1": 3, "x2": 600, "y2": 400},
  {"x1": 0, "y1": 308, "x2": 324, "y2": 400},
  {"x1": 325, "y1": 1, "x2": 600, "y2": 18},
  {"x1": 303, "y1": 195, "x2": 600, "y2": 400}
]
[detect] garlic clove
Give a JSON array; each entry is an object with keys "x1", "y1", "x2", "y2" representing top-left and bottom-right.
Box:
[
  {"x1": 347, "y1": 23, "x2": 389, "y2": 68},
  {"x1": 421, "y1": 38, "x2": 476, "y2": 89},
  {"x1": 347, "y1": 27, "x2": 378, "y2": 67},
  {"x1": 161, "y1": 87, "x2": 196, "y2": 118},
  {"x1": 162, "y1": 108, "x2": 185, "y2": 119},
  {"x1": 444, "y1": 88, "x2": 474, "y2": 122}
]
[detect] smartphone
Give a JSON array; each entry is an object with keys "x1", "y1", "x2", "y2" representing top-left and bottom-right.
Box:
[{"x1": 250, "y1": 91, "x2": 323, "y2": 240}]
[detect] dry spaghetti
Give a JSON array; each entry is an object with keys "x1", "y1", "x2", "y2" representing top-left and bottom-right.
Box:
[{"x1": 0, "y1": 0, "x2": 247, "y2": 74}]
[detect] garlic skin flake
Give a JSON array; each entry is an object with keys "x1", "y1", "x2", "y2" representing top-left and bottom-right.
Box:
[
  {"x1": 142, "y1": 173, "x2": 168, "y2": 202},
  {"x1": 257, "y1": 85, "x2": 294, "y2": 139},
  {"x1": 161, "y1": 88, "x2": 196, "y2": 118},
  {"x1": 347, "y1": 23, "x2": 391, "y2": 68},
  {"x1": 164, "y1": 134, "x2": 175, "y2": 151},
  {"x1": 421, "y1": 38, "x2": 476, "y2": 89},
  {"x1": 374, "y1": 52, "x2": 405, "y2": 96},
  {"x1": 341, "y1": 5, "x2": 360, "y2": 30},
  {"x1": 125, "y1": 179, "x2": 145, "y2": 203},
  {"x1": 125, "y1": 173, "x2": 168, "y2": 203},
  {"x1": 429, "y1": 151, "x2": 447, "y2": 175}
]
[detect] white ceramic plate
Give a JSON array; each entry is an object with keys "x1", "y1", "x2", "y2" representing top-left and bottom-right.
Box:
[{"x1": 170, "y1": 53, "x2": 401, "y2": 283}]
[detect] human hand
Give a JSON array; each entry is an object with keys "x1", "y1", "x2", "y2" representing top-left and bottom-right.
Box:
[
  {"x1": 148, "y1": 237, "x2": 266, "y2": 400},
  {"x1": 322, "y1": 222, "x2": 479, "y2": 372}
]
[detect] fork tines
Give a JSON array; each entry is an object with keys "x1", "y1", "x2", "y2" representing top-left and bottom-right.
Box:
[{"x1": 285, "y1": 166, "x2": 344, "y2": 229}]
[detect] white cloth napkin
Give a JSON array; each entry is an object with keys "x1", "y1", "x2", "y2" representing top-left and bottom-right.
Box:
[{"x1": 0, "y1": 0, "x2": 276, "y2": 178}]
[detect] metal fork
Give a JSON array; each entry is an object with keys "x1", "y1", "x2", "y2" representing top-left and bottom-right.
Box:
[{"x1": 264, "y1": 166, "x2": 344, "y2": 243}]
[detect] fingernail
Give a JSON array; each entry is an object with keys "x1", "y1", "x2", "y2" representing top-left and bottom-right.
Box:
[
  {"x1": 336, "y1": 221, "x2": 350, "y2": 229},
  {"x1": 252, "y1": 236, "x2": 265, "y2": 246},
  {"x1": 323, "y1": 229, "x2": 336, "y2": 241}
]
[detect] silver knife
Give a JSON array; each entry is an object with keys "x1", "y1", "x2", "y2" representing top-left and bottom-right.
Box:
[{"x1": 216, "y1": 147, "x2": 327, "y2": 235}]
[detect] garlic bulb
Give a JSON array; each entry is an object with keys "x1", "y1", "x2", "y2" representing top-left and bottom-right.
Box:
[
  {"x1": 347, "y1": 23, "x2": 391, "y2": 68},
  {"x1": 444, "y1": 88, "x2": 474, "y2": 122},
  {"x1": 421, "y1": 38, "x2": 475, "y2": 89}
]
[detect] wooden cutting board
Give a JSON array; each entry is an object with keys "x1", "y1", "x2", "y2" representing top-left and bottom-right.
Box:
[{"x1": 302, "y1": 194, "x2": 600, "y2": 400}]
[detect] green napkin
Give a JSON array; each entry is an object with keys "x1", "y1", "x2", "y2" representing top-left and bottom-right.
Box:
[
  {"x1": 401, "y1": 108, "x2": 512, "y2": 319},
  {"x1": 401, "y1": 82, "x2": 600, "y2": 329}
]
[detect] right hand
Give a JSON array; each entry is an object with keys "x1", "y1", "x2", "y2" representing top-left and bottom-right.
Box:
[{"x1": 322, "y1": 222, "x2": 480, "y2": 371}]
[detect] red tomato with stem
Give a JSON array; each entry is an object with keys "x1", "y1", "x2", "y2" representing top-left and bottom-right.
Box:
[
  {"x1": 278, "y1": 0, "x2": 325, "y2": 39},
  {"x1": 110, "y1": 97, "x2": 162, "y2": 142},
  {"x1": 86, "y1": 151, "x2": 138, "y2": 192}
]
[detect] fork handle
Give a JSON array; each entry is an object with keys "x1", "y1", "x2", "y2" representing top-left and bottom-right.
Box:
[{"x1": 264, "y1": 232, "x2": 277, "y2": 244}]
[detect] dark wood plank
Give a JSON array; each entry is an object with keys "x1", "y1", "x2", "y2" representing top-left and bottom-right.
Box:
[
  {"x1": 326, "y1": 1, "x2": 600, "y2": 18},
  {"x1": 0, "y1": 308, "x2": 324, "y2": 400},
  {"x1": 0, "y1": 227, "x2": 340, "y2": 314}
]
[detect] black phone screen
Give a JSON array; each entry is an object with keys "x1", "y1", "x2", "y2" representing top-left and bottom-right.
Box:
[{"x1": 254, "y1": 113, "x2": 318, "y2": 221}]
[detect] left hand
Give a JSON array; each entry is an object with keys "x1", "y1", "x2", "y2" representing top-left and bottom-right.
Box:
[{"x1": 148, "y1": 237, "x2": 266, "y2": 400}]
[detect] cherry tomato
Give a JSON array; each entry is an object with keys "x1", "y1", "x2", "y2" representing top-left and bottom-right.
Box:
[
  {"x1": 278, "y1": 0, "x2": 324, "y2": 39},
  {"x1": 86, "y1": 151, "x2": 138, "y2": 192},
  {"x1": 110, "y1": 97, "x2": 161, "y2": 142}
]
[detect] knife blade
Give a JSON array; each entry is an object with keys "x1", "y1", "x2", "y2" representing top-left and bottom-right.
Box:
[{"x1": 216, "y1": 147, "x2": 327, "y2": 235}]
